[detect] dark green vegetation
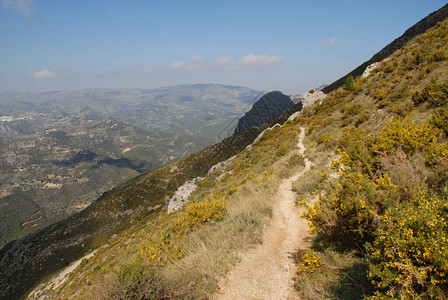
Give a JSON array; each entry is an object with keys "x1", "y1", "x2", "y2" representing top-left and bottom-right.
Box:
[
  {"x1": 296, "y1": 16, "x2": 448, "y2": 299},
  {"x1": 0, "y1": 84, "x2": 261, "y2": 247}
]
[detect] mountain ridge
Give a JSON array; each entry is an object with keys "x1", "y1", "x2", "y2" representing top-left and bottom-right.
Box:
[
  {"x1": 322, "y1": 3, "x2": 448, "y2": 93},
  {"x1": 233, "y1": 91, "x2": 297, "y2": 135}
]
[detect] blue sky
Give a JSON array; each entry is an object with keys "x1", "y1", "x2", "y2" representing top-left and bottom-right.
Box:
[{"x1": 1, "y1": 0, "x2": 446, "y2": 94}]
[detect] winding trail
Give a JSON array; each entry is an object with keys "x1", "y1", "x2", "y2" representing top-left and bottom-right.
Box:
[{"x1": 215, "y1": 127, "x2": 312, "y2": 300}]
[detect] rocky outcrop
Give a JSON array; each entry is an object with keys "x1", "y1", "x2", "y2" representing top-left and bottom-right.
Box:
[
  {"x1": 234, "y1": 91, "x2": 297, "y2": 135},
  {"x1": 289, "y1": 93, "x2": 303, "y2": 104},
  {"x1": 322, "y1": 3, "x2": 448, "y2": 93},
  {"x1": 302, "y1": 90, "x2": 327, "y2": 108}
]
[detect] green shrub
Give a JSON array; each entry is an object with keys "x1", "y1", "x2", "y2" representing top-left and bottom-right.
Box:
[
  {"x1": 388, "y1": 100, "x2": 414, "y2": 117},
  {"x1": 430, "y1": 107, "x2": 448, "y2": 136},
  {"x1": 108, "y1": 262, "x2": 162, "y2": 299},
  {"x1": 381, "y1": 61, "x2": 395, "y2": 73},
  {"x1": 373, "y1": 89, "x2": 387, "y2": 100},
  {"x1": 277, "y1": 146, "x2": 288, "y2": 156},
  {"x1": 430, "y1": 49, "x2": 448, "y2": 62},
  {"x1": 343, "y1": 75, "x2": 355, "y2": 91},
  {"x1": 341, "y1": 115, "x2": 351, "y2": 127},
  {"x1": 288, "y1": 154, "x2": 306, "y2": 167},
  {"x1": 355, "y1": 110, "x2": 371, "y2": 127},
  {"x1": 415, "y1": 45, "x2": 434, "y2": 64},
  {"x1": 345, "y1": 103, "x2": 364, "y2": 116},
  {"x1": 376, "y1": 100, "x2": 389, "y2": 109}
]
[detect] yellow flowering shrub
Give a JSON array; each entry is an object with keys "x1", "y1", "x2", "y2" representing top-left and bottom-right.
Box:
[
  {"x1": 304, "y1": 114, "x2": 448, "y2": 298},
  {"x1": 412, "y1": 81, "x2": 448, "y2": 107},
  {"x1": 139, "y1": 231, "x2": 183, "y2": 265},
  {"x1": 430, "y1": 107, "x2": 448, "y2": 136},
  {"x1": 172, "y1": 196, "x2": 227, "y2": 235},
  {"x1": 373, "y1": 117, "x2": 440, "y2": 156},
  {"x1": 366, "y1": 191, "x2": 448, "y2": 299},
  {"x1": 302, "y1": 170, "x2": 380, "y2": 245},
  {"x1": 297, "y1": 250, "x2": 322, "y2": 274}
]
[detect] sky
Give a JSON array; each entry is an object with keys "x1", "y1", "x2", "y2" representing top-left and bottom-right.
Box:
[{"x1": 0, "y1": 0, "x2": 447, "y2": 94}]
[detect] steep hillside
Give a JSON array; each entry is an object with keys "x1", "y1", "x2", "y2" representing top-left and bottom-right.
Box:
[{"x1": 294, "y1": 14, "x2": 448, "y2": 299}]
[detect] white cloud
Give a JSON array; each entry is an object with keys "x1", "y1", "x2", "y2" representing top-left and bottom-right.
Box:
[
  {"x1": 31, "y1": 69, "x2": 55, "y2": 79},
  {"x1": 212, "y1": 54, "x2": 283, "y2": 70},
  {"x1": 145, "y1": 65, "x2": 162, "y2": 73},
  {"x1": 192, "y1": 55, "x2": 205, "y2": 63},
  {"x1": 171, "y1": 61, "x2": 187, "y2": 69},
  {"x1": 237, "y1": 54, "x2": 284, "y2": 66},
  {"x1": 1, "y1": 0, "x2": 36, "y2": 19},
  {"x1": 323, "y1": 38, "x2": 338, "y2": 46},
  {"x1": 212, "y1": 56, "x2": 236, "y2": 70},
  {"x1": 169, "y1": 54, "x2": 284, "y2": 72}
]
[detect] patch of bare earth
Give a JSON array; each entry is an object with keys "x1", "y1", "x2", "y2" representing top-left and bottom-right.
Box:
[{"x1": 215, "y1": 127, "x2": 312, "y2": 300}]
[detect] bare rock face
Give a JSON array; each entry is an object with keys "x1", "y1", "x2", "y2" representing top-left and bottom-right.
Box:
[
  {"x1": 362, "y1": 62, "x2": 382, "y2": 78},
  {"x1": 302, "y1": 90, "x2": 327, "y2": 108},
  {"x1": 234, "y1": 91, "x2": 297, "y2": 135},
  {"x1": 289, "y1": 93, "x2": 303, "y2": 104}
]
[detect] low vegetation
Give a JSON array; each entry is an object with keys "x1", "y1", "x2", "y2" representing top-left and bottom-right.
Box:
[
  {"x1": 28, "y1": 122, "x2": 305, "y2": 299},
  {"x1": 295, "y1": 19, "x2": 448, "y2": 299}
]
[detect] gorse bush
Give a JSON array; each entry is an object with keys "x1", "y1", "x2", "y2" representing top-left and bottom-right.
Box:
[
  {"x1": 430, "y1": 107, "x2": 448, "y2": 136},
  {"x1": 412, "y1": 81, "x2": 448, "y2": 107},
  {"x1": 296, "y1": 19, "x2": 448, "y2": 299},
  {"x1": 373, "y1": 117, "x2": 440, "y2": 156},
  {"x1": 138, "y1": 197, "x2": 227, "y2": 265},
  {"x1": 173, "y1": 196, "x2": 227, "y2": 235},
  {"x1": 303, "y1": 114, "x2": 448, "y2": 298},
  {"x1": 367, "y1": 190, "x2": 448, "y2": 299},
  {"x1": 297, "y1": 250, "x2": 322, "y2": 274}
]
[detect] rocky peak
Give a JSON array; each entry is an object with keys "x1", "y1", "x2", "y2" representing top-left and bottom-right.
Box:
[{"x1": 233, "y1": 91, "x2": 297, "y2": 135}]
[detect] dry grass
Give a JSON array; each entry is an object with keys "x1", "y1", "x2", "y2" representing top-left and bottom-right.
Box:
[
  {"x1": 50, "y1": 124, "x2": 305, "y2": 300},
  {"x1": 295, "y1": 249, "x2": 373, "y2": 300}
]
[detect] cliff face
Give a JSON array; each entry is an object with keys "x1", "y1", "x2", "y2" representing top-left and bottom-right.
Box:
[
  {"x1": 234, "y1": 91, "x2": 298, "y2": 135},
  {"x1": 322, "y1": 3, "x2": 448, "y2": 94}
]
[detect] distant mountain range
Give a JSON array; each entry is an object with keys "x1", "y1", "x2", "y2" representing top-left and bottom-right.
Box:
[{"x1": 0, "y1": 84, "x2": 262, "y2": 247}]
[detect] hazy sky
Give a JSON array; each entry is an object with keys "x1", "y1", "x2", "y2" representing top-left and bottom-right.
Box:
[{"x1": 1, "y1": 0, "x2": 446, "y2": 94}]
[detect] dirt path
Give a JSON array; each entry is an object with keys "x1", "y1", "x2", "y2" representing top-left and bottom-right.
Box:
[{"x1": 215, "y1": 127, "x2": 312, "y2": 300}]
